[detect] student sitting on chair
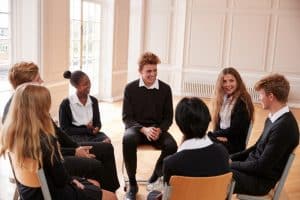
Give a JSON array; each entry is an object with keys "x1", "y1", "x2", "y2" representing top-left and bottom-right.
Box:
[
  {"x1": 0, "y1": 83, "x2": 117, "y2": 200},
  {"x1": 147, "y1": 97, "x2": 230, "y2": 200},
  {"x1": 2, "y1": 62, "x2": 120, "y2": 193},
  {"x1": 230, "y1": 74, "x2": 299, "y2": 195},
  {"x1": 208, "y1": 67, "x2": 254, "y2": 154},
  {"x1": 122, "y1": 52, "x2": 178, "y2": 200},
  {"x1": 59, "y1": 70, "x2": 111, "y2": 143}
]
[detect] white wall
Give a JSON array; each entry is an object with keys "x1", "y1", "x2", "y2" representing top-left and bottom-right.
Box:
[
  {"x1": 41, "y1": 0, "x2": 70, "y2": 116},
  {"x1": 10, "y1": 0, "x2": 300, "y2": 109},
  {"x1": 10, "y1": 0, "x2": 69, "y2": 116},
  {"x1": 111, "y1": 0, "x2": 130, "y2": 101},
  {"x1": 135, "y1": 0, "x2": 300, "y2": 106}
]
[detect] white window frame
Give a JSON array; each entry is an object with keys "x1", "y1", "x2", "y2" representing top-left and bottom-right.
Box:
[{"x1": 69, "y1": 0, "x2": 104, "y2": 97}]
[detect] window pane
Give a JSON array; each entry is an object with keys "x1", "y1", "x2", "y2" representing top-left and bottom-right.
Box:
[
  {"x1": 0, "y1": 0, "x2": 9, "y2": 12},
  {"x1": 83, "y1": 1, "x2": 101, "y2": 22},
  {"x1": 71, "y1": 40, "x2": 81, "y2": 56},
  {"x1": 0, "y1": 13, "x2": 9, "y2": 29},
  {"x1": 0, "y1": 13, "x2": 9, "y2": 68},
  {"x1": 81, "y1": 1, "x2": 101, "y2": 95},
  {"x1": 70, "y1": 0, "x2": 81, "y2": 20},
  {"x1": 0, "y1": 0, "x2": 11, "y2": 117},
  {"x1": 70, "y1": 19, "x2": 81, "y2": 40},
  {"x1": 70, "y1": 0, "x2": 102, "y2": 96},
  {"x1": 0, "y1": 39, "x2": 8, "y2": 63}
]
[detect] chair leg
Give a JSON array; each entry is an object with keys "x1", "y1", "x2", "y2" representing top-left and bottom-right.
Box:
[
  {"x1": 9, "y1": 177, "x2": 19, "y2": 200},
  {"x1": 13, "y1": 187, "x2": 19, "y2": 200},
  {"x1": 227, "y1": 180, "x2": 235, "y2": 200}
]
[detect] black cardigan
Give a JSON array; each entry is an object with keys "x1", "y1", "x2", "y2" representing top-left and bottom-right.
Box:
[
  {"x1": 122, "y1": 79, "x2": 173, "y2": 132},
  {"x1": 209, "y1": 98, "x2": 251, "y2": 154},
  {"x1": 59, "y1": 95, "x2": 102, "y2": 136},
  {"x1": 163, "y1": 143, "x2": 230, "y2": 184}
]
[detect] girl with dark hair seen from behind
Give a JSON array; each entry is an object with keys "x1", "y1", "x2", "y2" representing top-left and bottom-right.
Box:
[
  {"x1": 208, "y1": 67, "x2": 254, "y2": 154},
  {"x1": 59, "y1": 70, "x2": 111, "y2": 144},
  {"x1": 147, "y1": 97, "x2": 229, "y2": 200}
]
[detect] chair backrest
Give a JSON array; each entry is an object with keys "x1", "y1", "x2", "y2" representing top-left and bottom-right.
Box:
[
  {"x1": 272, "y1": 152, "x2": 295, "y2": 200},
  {"x1": 8, "y1": 152, "x2": 52, "y2": 200},
  {"x1": 163, "y1": 172, "x2": 234, "y2": 200},
  {"x1": 245, "y1": 122, "x2": 253, "y2": 146}
]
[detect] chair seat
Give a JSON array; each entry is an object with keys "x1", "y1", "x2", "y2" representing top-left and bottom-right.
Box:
[
  {"x1": 236, "y1": 189, "x2": 291, "y2": 200},
  {"x1": 137, "y1": 144, "x2": 159, "y2": 151}
]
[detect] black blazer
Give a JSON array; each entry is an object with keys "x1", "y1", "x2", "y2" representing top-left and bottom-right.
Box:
[
  {"x1": 231, "y1": 112, "x2": 299, "y2": 183},
  {"x1": 53, "y1": 122, "x2": 79, "y2": 156},
  {"x1": 210, "y1": 98, "x2": 251, "y2": 154},
  {"x1": 59, "y1": 95, "x2": 102, "y2": 136}
]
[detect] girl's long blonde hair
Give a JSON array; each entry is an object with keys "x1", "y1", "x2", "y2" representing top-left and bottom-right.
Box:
[
  {"x1": 0, "y1": 84, "x2": 55, "y2": 169},
  {"x1": 211, "y1": 67, "x2": 254, "y2": 130}
]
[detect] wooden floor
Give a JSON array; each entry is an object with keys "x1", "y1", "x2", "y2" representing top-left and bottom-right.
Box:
[{"x1": 0, "y1": 97, "x2": 299, "y2": 200}]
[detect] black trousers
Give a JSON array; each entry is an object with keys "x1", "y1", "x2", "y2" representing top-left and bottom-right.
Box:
[
  {"x1": 70, "y1": 131, "x2": 109, "y2": 143},
  {"x1": 231, "y1": 168, "x2": 276, "y2": 195},
  {"x1": 122, "y1": 127, "x2": 177, "y2": 180},
  {"x1": 208, "y1": 132, "x2": 235, "y2": 154},
  {"x1": 64, "y1": 142, "x2": 120, "y2": 192}
]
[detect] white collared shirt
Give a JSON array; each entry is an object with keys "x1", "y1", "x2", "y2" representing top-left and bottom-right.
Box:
[
  {"x1": 268, "y1": 105, "x2": 289, "y2": 123},
  {"x1": 177, "y1": 135, "x2": 213, "y2": 152},
  {"x1": 139, "y1": 78, "x2": 159, "y2": 89},
  {"x1": 69, "y1": 94, "x2": 93, "y2": 126},
  {"x1": 219, "y1": 95, "x2": 236, "y2": 129}
]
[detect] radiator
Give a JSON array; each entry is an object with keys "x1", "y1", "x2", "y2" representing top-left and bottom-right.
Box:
[{"x1": 182, "y1": 81, "x2": 260, "y2": 102}]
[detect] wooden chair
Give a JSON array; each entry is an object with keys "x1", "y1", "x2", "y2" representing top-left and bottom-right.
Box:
[
  {"x1": 237, "y1": 152, "x2": 296, "y2": 200},
  {"x1": 122, "y1": 144, "x2": 160, "y2": 191},
  {"x1": 162, "y1": 172, "x2": 235, "y2": 200},
  {"x1": 8, "y1": 152, "x2": 52, "y2": 200}
]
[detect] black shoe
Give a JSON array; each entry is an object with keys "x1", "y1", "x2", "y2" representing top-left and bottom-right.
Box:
[
  {"x1": 147, "y1": 176, "x2": 163, "y2": 191},
  {"x1": 148, "y1": 173, "x2": 159, "y2": 183},
  {"x1": 125, "y1": 184, "x2": 138, "y2": 200}
]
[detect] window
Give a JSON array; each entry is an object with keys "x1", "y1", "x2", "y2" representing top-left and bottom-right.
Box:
[
  {"x1": 70, "y1": 0, "x2": 102, "y2": 96},
  {"x1": 0, "y1": 0, "x2": 12, "y2": 117}
]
